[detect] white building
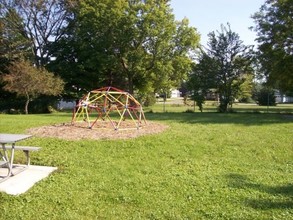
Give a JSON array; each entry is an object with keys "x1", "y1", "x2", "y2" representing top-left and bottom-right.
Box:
[
  {"x1": 275, "y1": 91, "x2": 293, "y2": 103},
  {"x1": 170, "y1": 89, "x2": 181, "y2": 98},
  {"x1": 57, "y1": 100, "x2": 76, "y2": 110}
]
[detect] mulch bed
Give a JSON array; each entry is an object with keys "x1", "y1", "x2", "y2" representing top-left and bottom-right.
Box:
[{"x1": 27, "y1": 120, "x2": 169, "y2": 141}]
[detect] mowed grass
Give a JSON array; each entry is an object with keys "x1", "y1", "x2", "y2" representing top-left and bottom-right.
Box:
[
  {"x1": 148, "y1": 99, "x2": 293, "y2": 114},
  {"x1": 0, "y1": 111, "x2": 292, "y2": 219}
]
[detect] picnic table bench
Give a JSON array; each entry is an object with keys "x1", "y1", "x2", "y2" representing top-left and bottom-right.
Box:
[
  {"x1": 0, "y1": 134, "x2": 41, "y2": 182},
  {"x1": 4, "y1": 146, "x2": 41, "y2": 166}
]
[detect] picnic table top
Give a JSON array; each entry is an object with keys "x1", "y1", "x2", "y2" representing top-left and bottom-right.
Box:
[{"x1": 0, "y1": 134, "x2": 32, "y2": 144}]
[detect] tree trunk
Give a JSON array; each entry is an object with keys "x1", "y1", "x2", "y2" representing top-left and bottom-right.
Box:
[
  {"x1": 121, "y1": 58, "x2": 134, "y2": 94},
  {"x1": 25, "y1": 92, "x2": 30, "y2": 114},
  {"x1": 219, "y1": 96, "x2": 229, "y2": 113},
  {"x1": 127, "y1": 73, "x2": 134, "y2": 94}
]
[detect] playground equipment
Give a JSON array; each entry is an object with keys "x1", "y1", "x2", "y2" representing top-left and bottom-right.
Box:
[{"x1": 71, "y1": 86, "x2": 147, "y2": 130}]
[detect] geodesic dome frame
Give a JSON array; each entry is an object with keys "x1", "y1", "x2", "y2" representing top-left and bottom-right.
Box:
[{"x1": 71, "y1": 87, "x2": 147, "y2": 130}]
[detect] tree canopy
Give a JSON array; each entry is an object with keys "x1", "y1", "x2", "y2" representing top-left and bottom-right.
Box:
[
  {"x1": 0, "y1": 0, "x2": 200, "y2": 112},
  {"x1": 188, "y1": 24, "x2": 253, "y2": 112},
  {"x1": 252, "y1": 0, "x2": 293, "y2": 93},
  {"x1": 48, "y1": 0, "x2": 200, "y2": 97},
  {"x1": 0, "y1": 0, "x2": 73, "y2": 67},
  {"x1": 2, "y1": 60, "x2": 64, "y2": 114}
]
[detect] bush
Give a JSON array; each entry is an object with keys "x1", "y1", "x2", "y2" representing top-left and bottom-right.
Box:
[
  {"x1": 239, "y1": 97, "x2": 255, "y2": 103},
  {"x1": 0, "y1": 95, "x2": 25, "y2": 113},
  {"x1": 256, "y1": 88, "x2": 276, "y2": 106},
  {"x1": 142, "y1": 93, "x2": 157, "y2": 107},
  {"x1": 184, "y1": 109, "x2": 194, "y2": 113},
  {"x1": 29, "y1": 96, "x2": 59, "y2": 113}
]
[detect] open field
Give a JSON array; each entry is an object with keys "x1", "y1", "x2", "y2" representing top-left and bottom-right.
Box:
[
  {"x1": 0, "y1": 111, "x2": 292, "y2": 219},
  {"x1": 150, "y1": 98, "x2": 293, "y2": 114}
]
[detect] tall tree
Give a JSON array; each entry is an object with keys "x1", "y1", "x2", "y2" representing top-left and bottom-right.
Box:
[
  {"x1": 188, "y1": 24, "x2": 253, "y2": 112},
  {"x1": 0, "y1": 7, "x2": 31, "y2": 63},
  {"x1": 1, "y1": 60, "x2": 64, "y2": 114},
  {"x1": 0, "y1": 0, "x2": 74, "y2": 67},
  {"x1": 187, "y1": 51, "x2": 217, "y2": 112},
  {"x1": 235, "y1": 73, "x2": 254, "y2": 102},
  {"x1": 0, "y1": 8, "x2": 32, "y2": 105},
  {"x1": 49, "y1": 0, "x2": 199, "y2": 97},
  {"x1": 252, "y1": 0, "x2": 293, "y2": 93}
]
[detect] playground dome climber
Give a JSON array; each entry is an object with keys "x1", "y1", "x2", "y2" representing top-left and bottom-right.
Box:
[{"x1": 71, "y1": 86, "x2": 147, "y2": 130}]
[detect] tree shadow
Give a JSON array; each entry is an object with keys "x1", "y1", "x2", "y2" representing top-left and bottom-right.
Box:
[
  {"x1": 226, "y1": 173, "x2": 293, "y2": 210},
  {"x1": 26, "y1": 111, "x2": 293, "y2": 126},
  {"x1": 145, "y1": 112, "x2": 292, "y2": 126}
]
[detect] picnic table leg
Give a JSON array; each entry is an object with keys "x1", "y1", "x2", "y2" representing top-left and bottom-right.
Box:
[
  {"x1": 8, "y1": 143, "x2": 15, "y2": 176},
  {"x1": 0, "y1": 143, "x2": 12, "y2": 181},
  {"x1": 23, "y1": 150, "x2": 30, "y2": 166},
  {"x1": 0, "y1": 144, "x2": 6, "y2": 162}
]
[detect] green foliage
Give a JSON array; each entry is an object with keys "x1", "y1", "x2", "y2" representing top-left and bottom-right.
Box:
[
  {"x1": 187, "y1": 55, "x2": 215, "y2": 112},
  {"x1": 252, "y1": 0, "x2": 293, "y2": 93},
  {"x1": 0, "y1": 3, "x2": 33, "y2": 100},
  {"x1": 49, "y1": 0, "x2": 200, "y2": 96},
  {"x1": 0, "y1": 0, "x2": 72, "y2": 67},
  {"x1": 1, "y1": 60, "x2": 64, "y2": 114},
  {"x1": 139, "y1": 92, "x2": 157, "y2": 107},
  {"x1": 255, "y1": 87, "x2": 276, "y2": 106},
  {"x1": 0, "y1": 96, "x2": 25, "y2": 113},
  {"x1": 0, "y1": 6, "x2": 32, "y2": 62},
  {"x1": 188, "y1": 24, "x2": 253, "y2": 113},
  {"x1": 1, "y1": 0, "x2": 200, "y2": 102},
  {"x1": 0, "y1": 0, "x2": 72, "y2": 110},
  {"x1": 208, "y1": 24, "x2": 253, "y2": 112},
  {"x1": 29, "y1": 96, "x2": 59, "y2": 114},
  {"x1": 0, "y1": 112, "x2": 292, "y2": 219},
  {"x1": 236, "y1": 74, "x2": 254, "y2": 102}
]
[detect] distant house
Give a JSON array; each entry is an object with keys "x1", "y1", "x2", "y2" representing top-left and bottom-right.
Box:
[
  {"x1": 205, "y1": 89, "x2": 218, "y2": 101},
  {"x1": 57, "y1": 99, "x2": 76, "y2": 110},
  {"x1": 171, "y1": 89, "x2": 181, "y2": 98},
  {"x1": 275, "y1": 90, "x2": 293, "y2": 103}
]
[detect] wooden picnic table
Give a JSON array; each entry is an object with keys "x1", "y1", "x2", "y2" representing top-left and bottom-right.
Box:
[{"x1": 0, "y1": 133, "x2": 32, "y2": 182}]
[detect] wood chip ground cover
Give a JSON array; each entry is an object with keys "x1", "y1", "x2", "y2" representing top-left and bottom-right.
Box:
[{"x1": 27, "y1": 121, "x2": 168, "y2": 140}]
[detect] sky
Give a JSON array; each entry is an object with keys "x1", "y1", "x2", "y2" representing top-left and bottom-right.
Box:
[{"x1": 170, "y1": 0, "x2": 265, "y2": 46}]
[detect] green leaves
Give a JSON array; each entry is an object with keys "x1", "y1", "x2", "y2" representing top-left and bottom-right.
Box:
[
  {"x1": 50, "y1": 0, "x2": 200, "y2": 95},
  {"x1": 252, "y1": 0, "x2": 293, "y2": 93},
  {"x1": 1, "y1": 0, "x2": 201, "y2": 105},
  {"x1": 0, "y1": 6, "x2": 31, "y2": 61},
  {"x1": 188, "y1": 24, "x2": 253, "y2": 112},
  {"x1": 2, "y1": 60, "x2": 64, "y2": 113}
]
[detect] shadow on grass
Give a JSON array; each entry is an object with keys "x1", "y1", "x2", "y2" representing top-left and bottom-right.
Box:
[
  {"x1": 226, "y1": 173, "x2": 293, "y2": 210},
  {"x1": 145, "y1": 112, "x2": 292, "y2": 126},
  {"x1": 9, "y1": 111, "x2": 292, "y2": 126}
]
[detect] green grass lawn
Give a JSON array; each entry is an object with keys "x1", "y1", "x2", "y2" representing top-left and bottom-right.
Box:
[
  {"x1": 0, "y1": 111, "x2": 292, "y2": 219},
  {"x1": 149, "y1": 98, "x2": 293, "y2": 114}
]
